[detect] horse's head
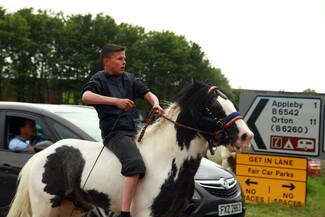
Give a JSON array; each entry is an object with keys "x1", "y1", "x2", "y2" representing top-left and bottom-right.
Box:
[{"x1": 172, "y1": 79, "x2": 253, "y2": 154}]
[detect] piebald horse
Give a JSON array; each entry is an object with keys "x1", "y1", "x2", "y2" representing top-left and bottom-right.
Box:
[{"x1": 7, "y1": 80, "x2": 253, "y2": 217}]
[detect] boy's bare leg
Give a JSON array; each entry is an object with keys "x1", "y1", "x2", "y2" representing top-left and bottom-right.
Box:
[{"x1": 121, "y1": 174, "x2": 140, "y2": 216}]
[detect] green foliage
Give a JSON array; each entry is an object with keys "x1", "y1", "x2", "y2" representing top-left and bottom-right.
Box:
[
  {"x1": 303, "y1": 88, "x2": 317, "y2": 94},
  {"x1": 0, "y1": 6, "x2": 235, "y2": 107}
]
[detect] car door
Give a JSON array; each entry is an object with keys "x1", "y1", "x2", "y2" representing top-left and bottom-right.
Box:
[{"x1": 0, "y1": 111, "x2": 55, "y2": 216}]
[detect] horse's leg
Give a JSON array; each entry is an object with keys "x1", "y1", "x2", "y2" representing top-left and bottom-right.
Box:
[
  {"x1": 131, "y1": 210, "x2": 151, "y2": 217},
  {"x1": 57, "y1": 200, "x2": 86, "y2": 217},
  {"x1": 30, "y1": 198, "x2": 85, "y2": 217},
  {"x1": 29, "y1": 173, "x2": 85, "y2": 217},
  {"x1": 221, "y1": 146, "x2": 231, "y2": 170},
  {"x1": 227, "y1": 155, "x2": 236, "y2": 173},
  {"x1": 221, "y1": 158, "x2": 230, "y2": 169},
  {"x1": 27, "y1": 153, "x2": 69, "y2": 217},
  {"x1": 26, "y1": 154, "x2": 58, "y2": 217},
  {"x1": 206, "y1": 146, "x2": 222, "y2": 164},
  {"x1": 30, "y1": 155, "x2": 90, "y2": 216},
  {"x1": 220, "y1": 146, "x2": 237, "y2": 172},
  {"x1": 28, "y1": 194, "x2": 58, "y2": 217}
]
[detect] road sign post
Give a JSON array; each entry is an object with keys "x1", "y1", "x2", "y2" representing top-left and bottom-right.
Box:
[{"x1": 236, "y1": 153, "x2": 307, "y2": 206}]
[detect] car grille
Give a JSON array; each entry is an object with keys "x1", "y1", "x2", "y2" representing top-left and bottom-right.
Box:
[{"x1": 196, "y1": 177, "x2": 238, "y2": 198}]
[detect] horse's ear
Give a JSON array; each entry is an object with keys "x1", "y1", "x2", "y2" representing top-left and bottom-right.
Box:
[
  {"x1": 191, "y1": 77, "x2": 197, "y2": 84},
  {"x1": 205, "y1": 79, "x2": 213, "y2": 86}
]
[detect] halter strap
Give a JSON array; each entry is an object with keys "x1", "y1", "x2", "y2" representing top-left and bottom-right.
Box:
[
  {"x1": 207, "y1": 86, "x2": 241, "y2": 128},
  {"x1": 207, "y1": 86, "x2": 218, "y2": 95},
  {"x1": 224, "y1": 112, "x2": 242, "y2": 128},
  {"x1": 203, "y1": 107, "x2": 242, "y2": 129}
]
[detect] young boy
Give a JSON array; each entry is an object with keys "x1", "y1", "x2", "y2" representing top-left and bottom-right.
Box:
[{"x1": 82, "y1": 44, "x2": 164, "y2": 217}]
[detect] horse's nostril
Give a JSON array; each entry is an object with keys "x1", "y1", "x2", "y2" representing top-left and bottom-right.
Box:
[
  {"x1": 241, "y1": 133, "x2": 248, "y2": 142},
  {"x1": 241, "y1": 132, "x2": 254, "y2": 142}
]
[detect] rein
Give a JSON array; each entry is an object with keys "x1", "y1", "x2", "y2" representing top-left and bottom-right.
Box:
[
  {"x1": 137, "y1": 107, "x2": 242, "y2": 143},
  {"x1": 138, "y1": 86, "x2": 243, "y2": 152},
  {"x1": 137, "y1": 108, "x2": 216, "y2": 143}
]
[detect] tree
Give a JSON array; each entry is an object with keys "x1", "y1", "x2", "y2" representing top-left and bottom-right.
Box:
[
  {"x1": 128, "y1": 31, "x2": 234, "y2": 103},
  {"x1": 50, "y1": 13, "x2": 118, "y2": 104},
  {"x1": 0, "y1": 9, "x2": 32, "y2": 101},
  {"x1": 303, "y1": 88, "x2": 317, "y2": 94},
  {"x1": 0, "y1": 6, "x2": 7, "y2": 98},
  {"x1": 129, "y1": 31, "x2": 196, "y2": 100},
  {"x1": 18, "y1": 9, "x2": 65, "y2": 102},
  {"x1": 0, "y1": 7, "x2": 235, "y2": 106}
]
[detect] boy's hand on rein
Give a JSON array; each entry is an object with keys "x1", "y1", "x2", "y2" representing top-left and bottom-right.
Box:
[{"x1": 153, "y1": 106, "x2": 164, "y2": 117}]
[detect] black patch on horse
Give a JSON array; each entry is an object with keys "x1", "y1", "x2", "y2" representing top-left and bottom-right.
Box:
[
  {"x1": 42, "y1": 145, "x2": 111, "y2": 211},
  {"x1": 150, "y1": 156, "x2": 201, "y2": 217},
  {"x1": 172, "y1": 81, "x2": 221, "y2": 150},
  {"x1": 175, "y1": 110, "x2": 198, "y2": 150}
]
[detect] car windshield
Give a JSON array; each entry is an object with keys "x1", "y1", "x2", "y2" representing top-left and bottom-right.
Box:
[{"x1": 57, "y1": 111, "x2": 102, "y2": 142}]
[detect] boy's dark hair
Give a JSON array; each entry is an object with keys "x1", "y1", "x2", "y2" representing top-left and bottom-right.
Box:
[{"x1": 100, "y1": 44, "x2": 125, "y2": 63}]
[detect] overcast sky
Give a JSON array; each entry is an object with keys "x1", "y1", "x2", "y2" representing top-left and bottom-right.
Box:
[{"x1": 1, "y1": 0, "x2": 325, "y2": 93}]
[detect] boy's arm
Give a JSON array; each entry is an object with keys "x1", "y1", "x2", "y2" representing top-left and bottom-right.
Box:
[
  {"x1": 144, "y1": 92, "x2": 164, "y2": 116},
  {"x1": 82, "y1": 90, "x2": 134, "y2": 111}
]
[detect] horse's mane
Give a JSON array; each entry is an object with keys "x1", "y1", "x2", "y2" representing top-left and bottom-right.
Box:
[
  {"x1": 136, "y1": 80, "x2": 211, "y2": 141},
  {"x1": 136, "y1": 102, "x2": 178, "y2": 141},
  {"x1": 171, "y1": 80, "x2": 210, "y2": 117}
]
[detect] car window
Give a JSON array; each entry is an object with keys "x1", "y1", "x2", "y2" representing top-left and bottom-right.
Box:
[
  {"x1": 52, "y1": 122, "x2": 81, "y2": 139},
  {"x1": 35, "y1": 122, "x2": 49, "y2": 140},
  {"x1": 7, "y1": 116, "x2": 50, "y2": 151},
  {"x1": 56, "y1": 112, "x2": 102, "y2": 142}
]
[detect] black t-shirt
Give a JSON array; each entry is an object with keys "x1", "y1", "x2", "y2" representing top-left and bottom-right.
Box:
[{"x1": 82, "y1": 70, "x2": 150, "y2": 138}]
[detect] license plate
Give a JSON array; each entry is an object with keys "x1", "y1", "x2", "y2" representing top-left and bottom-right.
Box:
[{"x1": 218, "y1": 202, "x2": 242, "y2": 216}]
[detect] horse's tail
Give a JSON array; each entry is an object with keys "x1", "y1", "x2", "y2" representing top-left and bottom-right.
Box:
[{"x1": 7, "y1": 154, "x2": 37, "y2": 217}]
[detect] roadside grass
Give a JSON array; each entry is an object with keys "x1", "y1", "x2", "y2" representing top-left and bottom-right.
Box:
[{"x1": 245, "y1": 175, "x2": 325, "y2": 217}]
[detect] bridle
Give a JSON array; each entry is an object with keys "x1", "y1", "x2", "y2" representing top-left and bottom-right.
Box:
[
  {"x1": 198, "y1": 86, "x2": 243, "y2": 154},
  {"x1": 138, "y1": 86, "x2": 242, "y2": 155},
  {"x1": 199, "y1": 86, "x2": 243, "y2": 131}
]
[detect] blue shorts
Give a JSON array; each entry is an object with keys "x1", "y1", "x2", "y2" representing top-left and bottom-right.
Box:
[{"x1": 104, "y1": 130, "x2": 146, "y2": 179}]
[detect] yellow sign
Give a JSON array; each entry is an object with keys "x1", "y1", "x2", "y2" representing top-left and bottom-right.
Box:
[{"x1": 236, "y1": 153, "x2": 307, "y2": 206}]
